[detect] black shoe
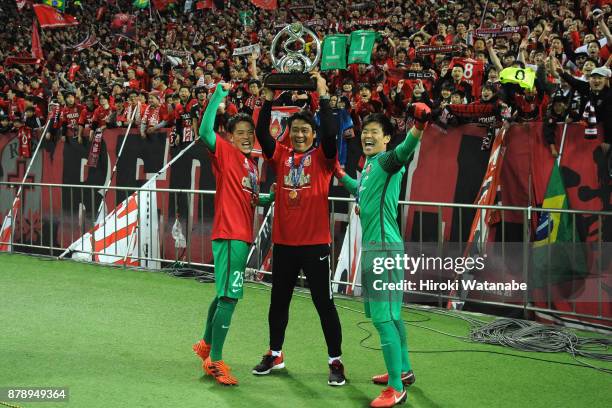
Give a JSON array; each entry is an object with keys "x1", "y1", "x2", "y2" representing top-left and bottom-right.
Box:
[
  {"x1": 372, "y1": 370, "x2": 416, "y2": 386},
  {"x1": 252, "y1": 351, "x2": 285, "y2": 375},
  {"x1": 328, "y1": 360, "x2": 346, "y2": 386},
  {"x1": 403, "y1": 370, "x2": 416, "y2": 386}
]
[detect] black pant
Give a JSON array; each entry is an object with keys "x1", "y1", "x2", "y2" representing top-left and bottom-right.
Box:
[{"x1": 268, "y1": 244, "x2": 343, "y2": 357}]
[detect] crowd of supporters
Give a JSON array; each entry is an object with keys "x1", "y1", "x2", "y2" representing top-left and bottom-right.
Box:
[{"x1": 0, "y1": 0, "x2": 611, "y2": 161}]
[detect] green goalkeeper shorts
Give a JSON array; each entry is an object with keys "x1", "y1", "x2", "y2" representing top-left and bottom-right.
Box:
[
  {"x1": 212, "y1": 239, "x2": 250, "y2": 300},
  {"x1": 361, "y1": 246, "x2": 404, "y2": 323}
]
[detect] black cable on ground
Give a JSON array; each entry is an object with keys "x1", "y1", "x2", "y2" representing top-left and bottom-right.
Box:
[
  {"x1": 244, "y1": 282, "x2": 612, "y2": 375},
  {"x1": 15, "y1": 253, "x2": 611, "y2": 374}
]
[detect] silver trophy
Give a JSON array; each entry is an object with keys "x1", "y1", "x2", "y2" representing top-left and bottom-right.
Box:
[{"x1": 264, "y1": 22, "x2": 322, "y2": 90}]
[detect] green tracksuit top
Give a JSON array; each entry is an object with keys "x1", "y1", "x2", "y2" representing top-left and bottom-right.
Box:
[{"x1": 340, "y1": 130, "x2": 421, "y2": 245}]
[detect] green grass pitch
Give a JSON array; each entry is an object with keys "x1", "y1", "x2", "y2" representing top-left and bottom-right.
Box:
[{"x1": 0, "y1": 253, "x2": 610, "y2": 408}]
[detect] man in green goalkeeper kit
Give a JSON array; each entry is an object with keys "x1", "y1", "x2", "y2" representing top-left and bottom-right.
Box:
[
  {"x1": 335, "y1": 104, "x2": 430, "y2": 407},
  {"x1": 192, "y1": 82, "x2": 274, "y2": 386}
]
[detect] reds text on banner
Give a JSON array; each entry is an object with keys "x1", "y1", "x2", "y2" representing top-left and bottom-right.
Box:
[
  {"x1": 474, "y1": 27, "x2": 524, "y2": 38},
  {"x1": 347, "y1": 30, "x2": 376, "y2": 65},
  {"x1": 416, "y1": 44, "x2": 461, "y2": 55},
  {"x1": 321, "y1": 35, "x2": 348, "y2": 71}
]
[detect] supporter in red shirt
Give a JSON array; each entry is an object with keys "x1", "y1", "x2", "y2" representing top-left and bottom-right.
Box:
[
  {"x1": 173, "y1": 86, "x2": 197, "y2": 145},
  {"x1": 190, "y1": 86, "x2": 209, "y2": 131},
  {"x1": 77, "y1": 95, "x2": 96, "y2": 144},
  {"x1": 60, "y1": 92, "x2": 82, "y2": 142},
  {"x1": 0, "y1": 89, "x2": 25, "y2": 121},
  {"x1": 91, "y1": 94, "x2": 115, "y2": 133},
  {"x1": 140, "y1": 91, "x2": 168, "y2": 139}
]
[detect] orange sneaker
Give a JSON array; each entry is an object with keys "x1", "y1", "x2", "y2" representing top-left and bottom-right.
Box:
[
  {"x1": 192, "y1": 339, "x2": 211, "y2": 362},
  {"x1": 371, "y1": 370, "x2": 415, "y2": 386},
  {"x1": 204, "y1": 358, "x2": 238, "y2": 386},
  {"x1": 370, "y1": 386, "x2": 407, "y2": 408}
]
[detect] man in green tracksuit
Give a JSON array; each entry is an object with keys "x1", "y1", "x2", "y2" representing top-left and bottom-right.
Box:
[{"x1": 335, "y1": 104, "x2": 430, "y2": 408}]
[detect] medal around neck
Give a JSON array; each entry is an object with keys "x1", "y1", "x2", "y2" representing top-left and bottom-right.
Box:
[{"x1": 264, "y1": 22, "x2": 321, "y2": 91}]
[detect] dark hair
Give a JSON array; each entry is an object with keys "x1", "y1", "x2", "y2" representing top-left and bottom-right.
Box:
[
  {"x1": 362, "y1": 113, "x2": 394, "y2": 137},
  {"x1": 227, "y1": 113, "x2": 255, "y2": 134},
  {"x1": 587, "y1": 40, "x2": 601, "y2": 49},
  {"x1": 481, "y1": 83, "x2": 496, "y2": 92},
  {"x1": 288, "y1": 110, "x2": 317, "y2": 132},
  {"x1": 248, "y1": 79, "x2": 262, "y2": 87}
]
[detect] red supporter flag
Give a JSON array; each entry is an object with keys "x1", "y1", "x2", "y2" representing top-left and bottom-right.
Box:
[
  {"x1": 4, "y1": 57, "x2": 43, "y2": 65},
  {"x1": 152, "y1": 0, "x2": 169, "y2": 10},
  {"x1": 68, "y1": 62, "x2": 80, "y2": 82},
  {"x1": 196, "y1": 0, "x2": 213, "y2": 9},
  {"x1": 250, "y1": 0, "x2": 278, "y2": 10},
  {"x1": 111, "y1": 13, "x2": 137, "y2": 41},
  {"x1": 31, "y1": 20, "x2": 43, "y2": 60},
  {"x1": 33, "y1": 4, "x2": 79, "y2": 29}
]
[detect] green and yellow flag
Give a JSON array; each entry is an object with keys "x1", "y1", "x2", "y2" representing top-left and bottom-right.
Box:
[
  {"x1": 43, "y1": 0, "x2": 65, "y2": 12},
  {"x1": 532, "y1": 162, "x2": 587, "y2": 287},
  {"x1": 133, "y1": 0, "x2": 150, "y2": 9}
]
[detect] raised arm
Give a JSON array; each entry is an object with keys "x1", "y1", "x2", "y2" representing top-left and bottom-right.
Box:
[
  {"x1": 334, "y1": 162, "x2": 359, "y2": 196},
  {"x1": 597, "y1": 13, "x2": 612, "y2": 45},
  {"x1": 312, "y1": 71, "x2": 338, "y2": 159},
  {"x1": 395, "y1": 103, "x2": 430, "y2": 163},
  {"x1": 255, "y1": 87, "x2": 277, "y2": 159},
  {"x1": 486, "y1": 38, "x2": 504, "y2": 72},
  {"x1": 248, "y1": 52, "x2": 259, "y2": 81},
  {"x1": 554, "y1": 56, "x2": 590, "y2": 95},
  {"x1": 198, "y1": 83, "x2": 230, "y2": 152}
]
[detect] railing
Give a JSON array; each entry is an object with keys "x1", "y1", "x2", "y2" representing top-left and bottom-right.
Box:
[{"x1": 1, "y1": 181, "x2": 610, "y2": 326}]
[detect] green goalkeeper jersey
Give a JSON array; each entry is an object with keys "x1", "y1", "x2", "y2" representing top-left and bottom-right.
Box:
[{"x1": 340, "y1": 130, "x2": 421, "y2": 245}]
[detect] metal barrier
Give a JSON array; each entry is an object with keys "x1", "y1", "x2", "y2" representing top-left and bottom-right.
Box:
[{"x1": 1, "y1": 181, "x2": 610, "y2": 325}]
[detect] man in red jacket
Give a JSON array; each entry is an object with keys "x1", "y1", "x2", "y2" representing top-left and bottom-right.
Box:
[{"x1": 252, "y1": 73, "x2": 346, "y2": 387}]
